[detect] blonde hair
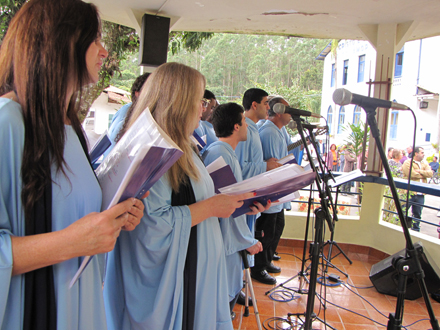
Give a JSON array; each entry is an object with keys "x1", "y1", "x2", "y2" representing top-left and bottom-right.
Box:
[{"x1": 125, "y1": 62, "x2": 206, "y2": 192}]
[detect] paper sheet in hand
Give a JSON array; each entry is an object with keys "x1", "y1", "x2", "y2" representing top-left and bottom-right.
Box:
[
  {"x1": 70, "y1": 109, "x2": 183, "y2": 288},
  {"x1": 205, "y1": 156, "x2": 237, "y2": 193},
  {"x1": 218, "y1": 164, "x2": 316, "y2": 217}
]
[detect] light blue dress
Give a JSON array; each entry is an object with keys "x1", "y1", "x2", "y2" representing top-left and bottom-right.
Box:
[
  {"x1": 0, "y1": 98, "x2": 106, "y2": 329},
  {"x1": 104, "y1": 151, "x2": 232, "y2": 330},
  {"x1": 202, "y1": 141, "x2": 258, "y2": 301},
  {"x1": 259, "y1": 120, "x2": 289, "y2": 213},
  {"x1": 235, "y1": 117, "x2": 267, "y2": 266}
]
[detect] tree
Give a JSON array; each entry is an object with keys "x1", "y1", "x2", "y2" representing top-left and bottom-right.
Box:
[
  {"x1": 343, "y1": 120, "x2": 369, "y2": 158},
  {"x1": 0, "y1": 0, "x2": 26, "y2": 43}
]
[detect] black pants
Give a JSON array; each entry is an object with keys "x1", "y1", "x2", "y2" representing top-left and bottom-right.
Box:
[
  {"x1": 407, "y1": 194, "x2": 424, "y2": 232},
  {"x1": 252, "y1": 210, "x2": 285, "y2": 271}
]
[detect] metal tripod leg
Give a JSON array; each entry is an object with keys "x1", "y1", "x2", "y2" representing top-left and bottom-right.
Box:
[{"x1": 240, "y1": 250, "x2": 262, "y2": 330}]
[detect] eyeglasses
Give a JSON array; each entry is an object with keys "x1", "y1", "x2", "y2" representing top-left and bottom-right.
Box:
[{"x1": 201, "y1": 98, "x2": 210, "y2": 108}]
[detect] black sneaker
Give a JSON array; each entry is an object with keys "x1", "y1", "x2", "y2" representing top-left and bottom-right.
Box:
[
  {"x1": 236, "y1": 290, "x2": 253, "y2": 306},
  {"x1": 251, "y1": 269, "x2": 277, "y2": 285},
  {"x1": 273, "y1": 254, "x2": 281, "y2": 261},
  {"x1": 266, "y1": 263, "x2": 281, "y2": 273}
]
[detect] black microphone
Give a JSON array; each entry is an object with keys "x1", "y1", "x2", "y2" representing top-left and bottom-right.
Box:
[
  {"x1": 332, "y1": 88, "x2": 410, "y2": 110},
  {"x1": 273, "y1": 103, "x2": 321, "y2": 119}
]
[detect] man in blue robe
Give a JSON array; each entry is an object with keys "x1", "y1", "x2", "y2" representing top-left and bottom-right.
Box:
[
  {"x1": 253, "y1": 96, "x2": 292, "y2": 284},
  {"x1": 235, "y1": 88, "x2": 281, "y2": 286},
  {"x1": 202, "y1": 102, "x2": 263, "y2": 318},
  {"x1": 194, "y1": 90, "x2": 218, "y2": 155}
]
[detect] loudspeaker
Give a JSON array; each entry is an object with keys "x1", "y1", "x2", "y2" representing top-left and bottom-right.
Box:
[
  {"x1": 138, "y1": 14, "x2": 170, "y2": 67},
  {"x1": 369, "y1": 242, "x2": 440, "y2": 300}
]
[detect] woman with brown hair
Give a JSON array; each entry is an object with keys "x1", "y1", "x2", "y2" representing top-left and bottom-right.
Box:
[
  {"x1": 0, "y1": 0, "x2": 144, "y2": 329},
  {"x1": 104, "y1": 62, "x2": 254, "y2": 330}
]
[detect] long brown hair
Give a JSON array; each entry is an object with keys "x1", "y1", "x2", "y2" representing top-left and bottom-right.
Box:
[
  {"x1": 121, "y1": 62, "x2": 206, "y2": 192},
  {"x1": 0, "y1": 0, "x2": 101, "y2": 222}
]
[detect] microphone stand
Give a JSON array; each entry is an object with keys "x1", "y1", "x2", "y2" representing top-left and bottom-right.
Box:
[
  {"x1": 361, "y1": 105, "x2": 439, "y2": 330},
  {"x1": 287, "y1": 117, "x2": 336, "y2": 330},
  {"x1": 303, "y1": 124, "x2": 351, "y2": 276}
]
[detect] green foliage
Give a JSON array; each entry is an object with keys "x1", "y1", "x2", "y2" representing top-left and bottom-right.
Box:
[
  {"x1": 170, "y1": 32, "x2": 214, "y2": 55},
  {"x1": 0, "y1": 0, "x2": 26, "y2": 43},
  {"x1": 342, "y1": 120, "x2": 369, "y2": 157}
]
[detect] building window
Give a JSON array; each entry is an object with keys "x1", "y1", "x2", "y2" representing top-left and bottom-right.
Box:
[
  {"x1": 108, "y1": 114, "x2": 114, "y2": 128},
  {"x1": 426, "y1": 133, "x2": 431, "y2": 142},
  {"x1": 331, "y1": 63, "x2": 335, "y2": 87},
  {"x1": 394, "y1": 50, "x2": 404, "y2": 77},
  {"x1": 389, "y1": 111, "x2": 398, "y2": 140},
  {"x1": 342, "y1": 60, "x2": 349, "y2": 85},
  {"x1": 337, "y1": 106, "x2": 345, "y2": 134},
  {"x1": 327, "y1": 106, "x2": 333, "y2": 134},
  {"x1": 358, "y1": 55, "x2": 365, "y2": 83},
  {"x1": 353, "y1": 106, "x2": 361, "y2": 125}
]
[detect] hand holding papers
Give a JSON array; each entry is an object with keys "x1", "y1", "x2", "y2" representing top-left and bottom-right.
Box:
[
  {"x1": 213, "y1": 163, "x2": 315, "y2": 217},
  {"x1": 70, "y1": 109, "x2": 183, "y2": 288}
]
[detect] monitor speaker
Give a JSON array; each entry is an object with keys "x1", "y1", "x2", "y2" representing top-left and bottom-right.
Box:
[
  {"x1": 138, "y1": 14, "x2": 170, "y2": 67},
  {"x1": 369, "y1": 242, "x2": 440, "y2": 300}
]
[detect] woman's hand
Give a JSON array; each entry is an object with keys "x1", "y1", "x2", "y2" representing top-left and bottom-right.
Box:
[
  {"x1": 210, "y1": 192, "x2": 256, "y2": 218},
  {"x1": 68, "y1": 198, "x2": 144, "y2": 256},
  {"x1": 122, "y1": 192, "x2": 148, "y2": 231},
  {"x1": 246, "y1": 200, "x2": 272, "y2": 215},
  {"x1": 246, "y1": 241, "x2": 263, "y2": 255}
]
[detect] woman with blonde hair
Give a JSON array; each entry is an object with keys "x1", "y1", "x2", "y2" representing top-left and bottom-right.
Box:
[
  {"x1": 104, "y1": 62, "x2": 254, "y2": 330},
  {"x1": 0, "y1": 0, "x2": 144, "y2": 329}
]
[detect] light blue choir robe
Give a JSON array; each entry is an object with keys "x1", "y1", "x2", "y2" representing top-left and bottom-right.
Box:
[
  {"x1": 259, "y1": 120, "x2": 290, "y2": 213},
  {"x1": 0, "y1": 98, "x2": 106, "y2": 330},
  {"x1": 104, "y1": 102, "x2": 131, "y2": 158},
  {"x1": 104, "y1": 151, "x2": 232, "y2": 330},
  {"x1": 235, "y1": 117, "x2": 267, "y2": 266},
  {"x1": 194, "y1": 120, "x2": 218, "y2": 155},
  {"x1": 202, "y1": 141, "x2": 258, "y2": 301}
]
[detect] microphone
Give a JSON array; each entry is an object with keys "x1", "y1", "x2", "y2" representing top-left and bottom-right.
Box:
[
  {"x1": 302, "y1": 123, "x2": 328, "y2": 131},
  {"x1": 273, "y1": 103, "x2": 321, "y2": 119},
  {"x1": 332, "y1": 88, "x2": 410, "y2": 110}
]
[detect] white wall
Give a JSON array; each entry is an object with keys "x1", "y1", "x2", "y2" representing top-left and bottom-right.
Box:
[{"x1": 84, "y1": 93, "x2": 123, "y2": 135}]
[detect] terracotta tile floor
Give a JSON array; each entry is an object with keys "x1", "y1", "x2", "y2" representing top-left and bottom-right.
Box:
[{"x1": 232, "y1": 245, "x2": 440, "y2": 329}]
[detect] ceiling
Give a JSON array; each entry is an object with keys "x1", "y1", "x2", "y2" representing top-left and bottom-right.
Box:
[{"x1": 90, "y1": 0, "x2": 440, "y2": 41}]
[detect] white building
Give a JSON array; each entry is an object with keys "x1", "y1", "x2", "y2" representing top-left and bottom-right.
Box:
[{"x1": 319, "y1": 37, "x2": 440, "y2": 156}]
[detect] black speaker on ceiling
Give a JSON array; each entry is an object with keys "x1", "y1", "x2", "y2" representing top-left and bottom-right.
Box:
[
  {"x1": 369, "y1": 242, "x2": 440, "y2": 300},
  {"x1": 138, "y1": 14, "x2": 170, "y2": 67}
]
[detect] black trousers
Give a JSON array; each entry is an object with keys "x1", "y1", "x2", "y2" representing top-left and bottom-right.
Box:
[{"x1": 252, "y1": 210, "x2": 285, "y2": 271}]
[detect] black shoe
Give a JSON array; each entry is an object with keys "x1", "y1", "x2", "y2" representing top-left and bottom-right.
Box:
[
  {"x1": 231, "y1": 311, "x2": 236, "y2": 321},
  {"x1": 273, "y1": 254, "x2": 281, "y2": 261},
  {"x1": 266, "y1": 263, "x2": 281, "y2": 273},
  {"x1": 236, "y1": 290, "x2": 253, "y2": 306},
  {"x1": 251, "y1": 269, "x2": 277, "y2": 285}
]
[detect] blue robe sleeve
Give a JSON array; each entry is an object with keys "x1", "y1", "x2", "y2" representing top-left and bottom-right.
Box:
[
  {"x1": 235, "y1": 119, "x2": 266, "y2": 180},
  {"x1": 0, "y1": 100, "x2": 25, "y2": 329}
]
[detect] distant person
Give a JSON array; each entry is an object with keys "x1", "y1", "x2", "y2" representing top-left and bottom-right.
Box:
[
  {"x1": 400, "y1": 149, "x2": 408, "y2": 164},
  {"x1": 339, "y1": 145, "x2": 346, "y2": 172},
  {"x1": 389, "y1": 149, "x2": 403, "y2": 177},
  {"x1": 429, "y1": 156, "x2": 439, "y2": 172},
  {"x1": 326, "y1": 144, "x2": 339, "y2": 171},
  {"x1": 407, "y1": 146, "x2": 414, "y2": 158},
  {"x1": 341, "y1": 144, "x2": 356, "y2": 193},
  {"x1": 387, "y1": 147, "x2": 394, "y2": 160},
  {"x1": 402, "y1": 146, "x2": 433, "y2": 232}
]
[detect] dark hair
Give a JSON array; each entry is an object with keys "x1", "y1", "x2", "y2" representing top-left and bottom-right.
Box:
[
  {"x1": 242, "y1": 88, "x2": 268, "y2": 111},
  {"x1": 0, "y1": 0, "x2": 101, "y2": 222},
  {"x1": 414, "y1": 146, "x2": 423, "y2": 154},
  {"x1": 268, "y1": 96, "x2": 285, "y2": 117},
  {"x1": 211, "y1": 102, "x2": 244, "y2": 138},
  {"x1": 388, "y1": 147, "x2": 394, "y2": 153},
  {"x1": 131, "y1": 72, "x2": 150, "y2": 102},
  {"x1": 204, "y1": 89, "x2": 216, "y2": 100}
]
